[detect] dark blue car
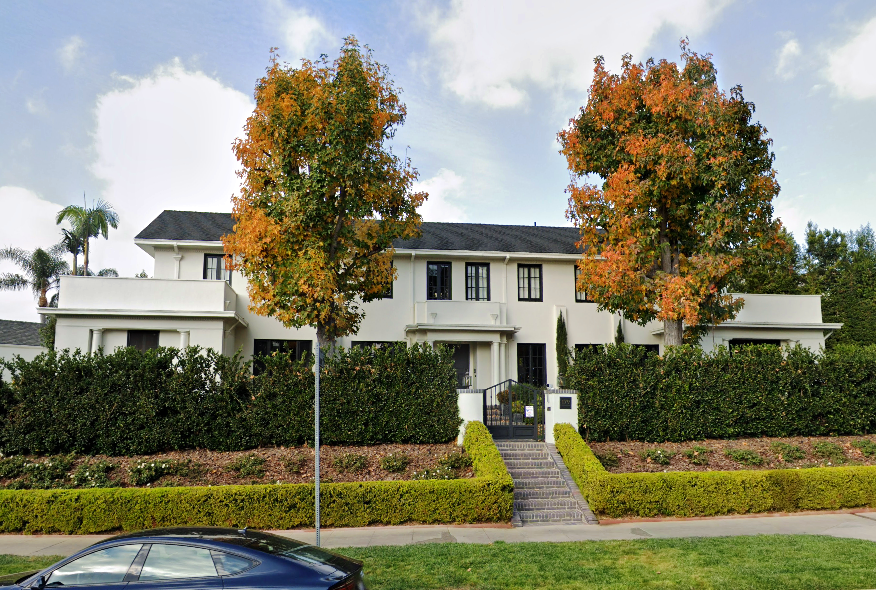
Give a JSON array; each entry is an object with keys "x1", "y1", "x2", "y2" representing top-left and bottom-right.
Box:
[{"x1": 0, "y1": 528, "x2": 366, "y2": 590}]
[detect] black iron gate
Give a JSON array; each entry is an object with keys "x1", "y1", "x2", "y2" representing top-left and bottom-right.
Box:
[{"x1": 483, "y1": 379, "x2": 545, "y2": 440}]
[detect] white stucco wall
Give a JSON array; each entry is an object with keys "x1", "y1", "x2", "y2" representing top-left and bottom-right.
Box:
[{"x1": 0, "y1": 344, "x2": 45, "y2": 380}]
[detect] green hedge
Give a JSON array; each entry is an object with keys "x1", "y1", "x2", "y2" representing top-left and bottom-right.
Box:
[
  {"x1": 554, "y1": 423, "x2": 876, "y2": 518},
  {"x1": 0, "y1": 421, "x2": 512, "y2": 533},
  {"x1": 567, "y1": 344, "x2": 876, "y2": 442},
  {"x1": 0, "y1": 344, "x2": 460, "y2": 455}
]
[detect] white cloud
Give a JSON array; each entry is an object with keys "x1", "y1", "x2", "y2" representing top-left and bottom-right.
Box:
[
  {"x1": 0, "y1": 187, "x2": 66, "y2": 322},
  {"x1": 826, "y1": 17, "x2": 876, "y2": 99},
  {"x1": 87, "y1": 59, "x2": 254, "y2": 275},
  {"x1": 25, "y1": 95, "x2": 46, "y2": 115},
  {"x1": 775, "y1": 38, "x2": 802, "y2": 80},
  {"x1": 419, "y1": 0, "x2": 733, "y2": 108},
  {"x1": 58, "y1": 35, "x2": 86, "y2": 72},
  {"x1": 414, "y1": 169, "x2": 468, "y2": 222},
  {"x1": 265, "y1": 0, "x2": 334, "y2": 62},
  {"x1": 773, "y1": 193, "x2": 809, "y2": 245}
]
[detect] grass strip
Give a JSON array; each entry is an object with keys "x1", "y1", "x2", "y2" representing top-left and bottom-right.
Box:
[{"x1": 3, "y1": 535, "x2": 876, "y2": 589}]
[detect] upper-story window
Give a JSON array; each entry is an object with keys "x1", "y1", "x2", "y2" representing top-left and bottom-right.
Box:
[
  {"x1": 517, "y1": 264, "x2": 542, "y2": 301},
  {"x1": 466, "y1": 263, "x2": 490, "y2": 301},
  {"x1": 427, "y1": 262, "x2": 451, "y2": 300},
  {"x1": 574, "y1": 266, "x2": 592, "y2": 303},
  {"x1": 203, "y1": 254, "x2": 231, "y2": 285},
  {"x1": 381, "y1": 261, "x2": 393, "y2": 299}
]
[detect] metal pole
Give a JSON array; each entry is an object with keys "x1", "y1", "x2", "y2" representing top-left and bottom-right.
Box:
[{"x1": 314, "y1": 345, "x2": 320, "y2": 547}]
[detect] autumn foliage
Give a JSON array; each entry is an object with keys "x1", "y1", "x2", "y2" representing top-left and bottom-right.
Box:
[
  {"x1": 224, "y1": 37, "x2": 426, "y2": 345},
  {"x1": 559, "y1": 42, "x2": 784, "y2": 345}
]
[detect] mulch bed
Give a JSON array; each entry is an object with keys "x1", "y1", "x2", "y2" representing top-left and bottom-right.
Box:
[
  {"x1": 0, "y1": 443, "x2": 473, "y2": 489},
  {"x1": 588, "y1": 435, "x2": 876, "y2": 473}
]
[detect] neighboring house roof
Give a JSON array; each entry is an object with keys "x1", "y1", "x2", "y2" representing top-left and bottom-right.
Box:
[
  {"x1": 0, "y1": 319, "x2": 42, "y2": 346},
  {"x1": 135, "y1": 210, "x2": 584, "y2": 254}
]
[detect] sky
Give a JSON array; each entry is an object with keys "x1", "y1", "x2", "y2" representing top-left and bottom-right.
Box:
[{"x1": 1, "y1": 0, "x2": 876, "y2": 322}]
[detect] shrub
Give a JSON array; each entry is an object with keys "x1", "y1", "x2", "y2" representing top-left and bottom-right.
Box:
[
  {"x1": 813, "y1": 442, "x2": 846, "y2": 465},
  {"x1": 227, "y1": 455, "x2": 266, "y2": 478},
  {"x1": 594, "y1": 452, "x2": 619, "y2": 469},
  {"x1": 129, "y1": 460, "x2": 177, "y2": 486},
  {"x1": 853, "y1": 439, "x2": 876, "y2": 458},
  {"x1": 282, "y1": 454, "x2": 306, "y2": 474},
  {"x1": 554, "y1": 423, "x2": 876, "y2": 519},
  {"x1": 0, "y1": 343, "x2": 461, "y2": 456},
  {"x1": 72, "y1": 460, "x2": 116, "y2": 488},
  {"x1": 640, "y1": 449, "x2": 674, "y2": 466},
  {"x1": 333, "y1": 453, "x2": 367, "y2": 474},
  {"x1": 0, "y1": 421, "x2": 513, "y2": 533},
  {"x1": 0, "y1": 455, "x2": 26, "y2": 479},
  {"x1": 411, "y1": 466, "x2": 457, "y2": 480},
  {"x1": 726, "y1": 449, "x2": 764, "y2": 466},
  {"x1": 438, "y1": 451, "x2": 472, "y2": 470},
  {"x1": 771, "y1": 442, "x2": 806, "y2": 462},
  {"x1": 379, "y1": 453, "x2": 410, "y2": 473},
  {"x1": 683, "y1": 446, "x2": 712, "y2": 466},
  {"x1": 567, "y1": 344, "x2": 876, "y2": 442}
]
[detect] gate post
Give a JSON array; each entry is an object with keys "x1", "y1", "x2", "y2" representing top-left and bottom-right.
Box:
[
  {"x1": 457, "y1": 388, "x2": 484, "y2": 444},
  {"x1": 545, "y1": 388, "x2": 578, "y2": 443}
]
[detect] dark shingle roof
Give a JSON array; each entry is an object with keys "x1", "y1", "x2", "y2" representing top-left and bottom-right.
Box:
[
  {"x1": 0, "y1": 319, "x2": 42, "y2": 346},
  {"x1": 135, "y1": 210, "x2": 583, "y2": 254}
]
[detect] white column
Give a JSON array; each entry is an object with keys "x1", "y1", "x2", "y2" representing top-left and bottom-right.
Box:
[
  {"x1": 499, "y1": 340, "x2": 506, "y2": 383},
  {"x1": 410, "y1": 253, "x2": 416, "y2": 323},
  {"x1": 90, "y1": 329, "x2": 104, "y2": 355},
  {"x1": 178, "y1": 329, "x2": 191, "y2": 349},
  {"x1": 491, "y1": 340, "x2": 500, "y2": 386}
]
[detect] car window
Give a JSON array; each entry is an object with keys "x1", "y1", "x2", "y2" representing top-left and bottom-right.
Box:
[
  {"x1": 47, "y1": 545, "x2": 142, "y2": 586},
  {"x1": 139, "y1": 545, "x2": 218, "y2": 581},
  {"x1": 210, "y1": 552, "x2": 255, "y2": 576}
]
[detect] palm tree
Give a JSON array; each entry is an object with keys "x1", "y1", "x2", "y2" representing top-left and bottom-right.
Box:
[
  {"x1": 0, "y1": 245, "x2": 69, "y2": 308},
  {"x1": 55, "y1": 197, "x2": 120, "y2": 275},
  {"x1": 58, "y1": 229, "x2": 84, "y2": 275}
]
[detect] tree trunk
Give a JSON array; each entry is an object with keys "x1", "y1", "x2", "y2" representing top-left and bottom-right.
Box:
[
  {"x1": 72, "y1": 254, "x2": 78, "y2": 276},
  {"x1": 663, "y1": 318, "x2": 683, "y2": 347},
  {"x1": 83, "y1": 238, "x2": 90, "y2": 275},
  {"x1": 38, "y1": 287, "x2": 48, "y2": 309}
]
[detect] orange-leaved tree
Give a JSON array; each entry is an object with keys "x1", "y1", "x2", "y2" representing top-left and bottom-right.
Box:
[
  {"x1": 224, "y1": 37, "x2": 427, "y2": 350},
  {"x1": 558, "y1": 42, "x2": 785, "y2": 346}
]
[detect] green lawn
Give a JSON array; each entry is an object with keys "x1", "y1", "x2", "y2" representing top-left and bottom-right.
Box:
[
  {"x1": 0, "y1": 554, "x2": 60, "y2": 576},
  {"x1": 2, "y1": 535, "x2": 875, "y2": 590}
]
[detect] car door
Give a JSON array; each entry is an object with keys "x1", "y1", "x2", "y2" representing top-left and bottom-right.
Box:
[
  {"x1": 125, "y1": 543, "x2": 221, "y2": 590},
  {"x1": 43, "y1": 543, "x2": 143, "y2": 590}
]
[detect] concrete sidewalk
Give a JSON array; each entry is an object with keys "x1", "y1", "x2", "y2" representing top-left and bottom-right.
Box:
[{"x1": 1, "y1": 512, "x2": 876, "y2": 556}]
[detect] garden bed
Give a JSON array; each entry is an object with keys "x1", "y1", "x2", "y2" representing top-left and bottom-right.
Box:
[
  {"x1": 589, "y1": 435, "x2": 876, "y2": 473},
  {"x1": 0, "y1": 443, "x2": 473, "y2": 490}
]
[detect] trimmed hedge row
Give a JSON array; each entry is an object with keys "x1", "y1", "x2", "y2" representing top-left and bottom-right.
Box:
[
  {"x1": 554, "y1": 423, "x2": 876, "y2": 518},
  {"x1": 567, "y1": 344, "x2": 876, "y2": 442},
  {"x1": 0, "y1": 344, "x2": 460, "y2": 455},
  {"x1": 0, "y1": 421, "x2": 512, "y2": 533}
]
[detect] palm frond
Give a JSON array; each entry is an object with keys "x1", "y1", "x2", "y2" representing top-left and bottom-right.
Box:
[
  {"x1": 0, "y1": 247, "x2": 33, "y2": 272},
  {"x1": 0, "y1": 273, "x2": 29, "y2": 291}
]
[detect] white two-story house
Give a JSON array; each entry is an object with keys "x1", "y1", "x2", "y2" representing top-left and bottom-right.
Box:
[{"x1": 43, "y1": 210, "x2": 841, "y2": 390}]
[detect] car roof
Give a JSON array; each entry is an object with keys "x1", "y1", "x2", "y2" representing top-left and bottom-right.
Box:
[{"x1": 101, "y1": 527, "x2": 251, "y2": 543}]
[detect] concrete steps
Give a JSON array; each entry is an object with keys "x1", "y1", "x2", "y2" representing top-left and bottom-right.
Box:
[{"x1": 496, "y1": 440, "x2": 594, "y2": 526}]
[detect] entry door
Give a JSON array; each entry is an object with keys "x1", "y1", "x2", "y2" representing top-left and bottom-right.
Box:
[
  {"x1": 451, "y1": 344, "x2": 470, "y2": 388},
  {"x1": 517, "y1": 343, "x2": 546, "y2": 387}
]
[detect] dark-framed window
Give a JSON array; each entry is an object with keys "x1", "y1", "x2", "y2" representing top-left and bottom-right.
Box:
[
  {"x1": 631, "y1": 344, "x2": 660, "y2": 354},
  {"x1": 427, "y1": 261, "x2": 452, "y2": 300},
  {"x1": 574, "y1": 266, "x2": 592, "y2": 302},
  {"x1": 517, "y1": 264, "x2": 542, "y2": 301},
  {"x1": 517, "y1": 343, "x2": 546, "y2": 387},
  {"x1": 204, "y1": 254, "x2": 231, "y2": 284},
  {"x1": 465, "y1": 263, "x2": 490, "y2": 301},
  {"x1": 128, "y1": 330, "x2": 159, "y2": 352},
  {"x1": 379, "y1": 260, "x2": 393, "y2": 299},
  {"x1": 252, "y1": 339, "x2": 312, "y2": 375}
]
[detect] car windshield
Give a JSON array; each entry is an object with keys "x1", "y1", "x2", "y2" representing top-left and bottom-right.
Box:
[{"x1": 210, "y1": 532, "x2": 340, "y2": 568}]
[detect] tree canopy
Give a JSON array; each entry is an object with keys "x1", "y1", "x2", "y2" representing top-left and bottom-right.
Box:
[
  {"x1": 56, "y1": 198, "x2": 120, "y2": 275},
  {"x1": 558, "y1": 42, "x2": 784, "y2": 345},
  {"x1": 224, "y1": 37, "x2": 426, "y2": 347},
  {"x1": 0, "y1": 245, "x2": 68, "y2": 308}
]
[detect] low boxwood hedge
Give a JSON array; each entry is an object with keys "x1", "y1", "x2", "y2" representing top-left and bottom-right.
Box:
[
  {"x1": 554, "y1": 423, "x2": 876, "y2": 518},
  {"x1": 0, "y1": 422, "x2": 512, "y2": 534}
]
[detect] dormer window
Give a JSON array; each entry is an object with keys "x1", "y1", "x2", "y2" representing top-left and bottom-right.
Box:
[{"x1": 204, "y1": 254, "x2": 231, "y2": 285}]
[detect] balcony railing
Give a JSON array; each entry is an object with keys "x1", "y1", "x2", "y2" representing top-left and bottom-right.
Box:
[{"x1": 56, "y1": 276, "x2": 236, "y2": 313}]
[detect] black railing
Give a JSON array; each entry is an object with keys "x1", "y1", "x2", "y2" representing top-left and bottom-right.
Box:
[{"x1": 482, "y1": 379, "x2": 545, "y2": 441}]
